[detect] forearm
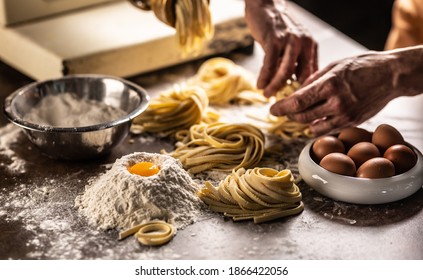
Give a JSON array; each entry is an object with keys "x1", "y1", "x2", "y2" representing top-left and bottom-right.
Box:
[
  {"x1": 389, "y1": 45, "x2": 423, "y2": 97},
  {"x1": 245, "y1": 0, "x2": 286, "y2": 9},
  {"x1": 244, "y1": 0, "x2": 302, "y2": 47},
  {"x1": 244, "y1": 0, "x2": 286, "y2": 26},
  {"x1": 244, "y1": 0, "x2": 287, "y2": 51}
]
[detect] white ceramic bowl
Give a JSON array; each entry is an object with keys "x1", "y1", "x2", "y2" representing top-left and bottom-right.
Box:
[{"x1": 298, "y1": 141, "x2": 423, "y2": 204}]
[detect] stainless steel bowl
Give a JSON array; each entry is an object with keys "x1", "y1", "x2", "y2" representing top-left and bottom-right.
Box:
[{"x1": 3, "y1": 74, "x2": 149, "y2": 160}]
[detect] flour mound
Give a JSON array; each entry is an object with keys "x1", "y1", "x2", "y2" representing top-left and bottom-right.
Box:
[{"x1": 75, "y1": 152, "x2": 204, "y2": 231}]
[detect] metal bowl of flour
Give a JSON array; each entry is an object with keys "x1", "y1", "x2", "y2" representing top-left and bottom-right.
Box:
[{"x1": 3, "y1": 74, "x2": 149, "y2": 160}]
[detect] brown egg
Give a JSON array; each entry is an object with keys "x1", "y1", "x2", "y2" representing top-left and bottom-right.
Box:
[
  {"x1": 383, "y1": 144, "x2": 417, "y2": 174},
  {"x1": 312, "y1": 136, "x2": 345, "y2": 161},
  {"x1": 347, "y1": 142, "x2": 380, "y2": 167},
  {"x1": 338, "y1": 127, "x2": 372, "y2": 150},
  {"x1": 320, "y1": 153, "x2": 356, "y2": 176},
  {"x1": 372, "y1": 124, "x2": 404, "y2": 152},
  {"x1": 356, "y1": 157, "x2": 395, "y2": 179}
]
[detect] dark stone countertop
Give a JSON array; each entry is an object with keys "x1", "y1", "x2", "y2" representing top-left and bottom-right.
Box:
[{"x1": 1, "y1": 3, "x2": 422, "y2": 260}]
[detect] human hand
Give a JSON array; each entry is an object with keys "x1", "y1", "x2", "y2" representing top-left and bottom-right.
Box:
[
  {"x1": 269, "y1": 51, "x2": 402, "y2": 136},
  {"x1": 244, "y1": 0, "x2": 318, "y2": 98}
]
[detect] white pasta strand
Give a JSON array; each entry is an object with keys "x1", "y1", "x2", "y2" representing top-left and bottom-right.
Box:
[
  {"x1": 169, "y1": 122, "x2": 265, "y2": 174},
  {"x1": 190, "y1": 57, "x2": 268, "y2": 105},
  {"x1": 197, "y1": 167, "x2": 304, "y2": 223}
]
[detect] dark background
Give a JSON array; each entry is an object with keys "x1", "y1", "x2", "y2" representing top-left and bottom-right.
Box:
[{"x1": 293, "y1": 0, "x2": 396, "y2": 50}]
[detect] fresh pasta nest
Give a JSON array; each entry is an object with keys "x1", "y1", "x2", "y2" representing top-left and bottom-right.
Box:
[
  {"x1": 197, "y1": 167, "x2": 304, "y2": 223},
  {"x1": 191, "y1": 57, "x2": 267, "y2": 105},
  {"x1": 131, "y1": 85, "x2": 217, "y2": 137},
  {"x1": 170, "y1": 122, "x2": 265, "y2": 174}
]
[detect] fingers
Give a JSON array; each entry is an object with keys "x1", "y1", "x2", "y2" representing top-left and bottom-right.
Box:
[
  {"x1": 257, "y1": 46, "x2": 280, "y2": 91},
  {"x1": 286, "y1": 101, "x2": 334, "y2": 124},
  {"x1": 262, "y1": 33, "x2": 319, "y2": 97},
  {"x1": 269, "y1": 71, "x2": 355, "y2": 137},
  {"x1": 296, "y1": 38, "x2": 318, "y2": 83},
  {"x1": 269, "y1": 75, "x2": 330, "y2": 116},
  {"x1": 308, "y1": 118, "x2": 334, "y2": 136},
  {"x1": 309, "y1": 115, "x2": 357, "y2": 136},
  {"x1": 263, "y1": 39, "x2": 301, "y2": 97}
]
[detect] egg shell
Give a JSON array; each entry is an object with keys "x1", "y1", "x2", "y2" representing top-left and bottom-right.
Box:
[
  {"x1": 347, "y1": 142, "x2": 380, "y2": 167},
  {"x1": 356, "y1": 157, "x2": 395, "y2": 179},
  {"x1": 372, "y1": 124, "x2": 404, "y2": 152},
  {"x1": 383, "y1": 144, "x2": 417, "y2": 174},
  {"x1": 338, "y1": 127, "x2": 372, "y2": 150},
  {"x1": 320, "y1": 153, "x2": 356, "y2": 176},
  {"x1": 312, "y1": 136, "x2": 345, "y2": 162}
]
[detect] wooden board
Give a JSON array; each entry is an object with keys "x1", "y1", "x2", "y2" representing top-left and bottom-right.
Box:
[
  {"x1": 0, "y1": 0, "x2": 253, "y2": 80},
  {"x1": 0, "y1": 0, "x2": 120, "y2": 26}
]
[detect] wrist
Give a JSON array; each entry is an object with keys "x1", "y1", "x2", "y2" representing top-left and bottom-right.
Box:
[
  {"x1": 245, "y1": 0, "x2": 286, "y2": 10},
  {"x1": 389, "y1": 45, "x2": 423, "y2": 97}
]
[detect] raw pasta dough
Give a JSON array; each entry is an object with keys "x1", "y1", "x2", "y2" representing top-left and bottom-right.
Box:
[
  {"x1": 197, "y1": 167, "x2": 304, "y2": 223},
  {"x1": 131, "y1": 85, "x2": 218, "y2": 137},
  {"x1": 170, "y1": 122, "x2": 265, "y2": 174},
  {"x1": 190, "y1": 57, "x2": 267, "y2": 105}
]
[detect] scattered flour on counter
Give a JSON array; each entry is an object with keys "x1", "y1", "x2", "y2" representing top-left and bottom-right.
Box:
[
  {"x1": 75, "y1": 152, "x2": 205, "y2": 231},
  {"x1": 0, "y1": 124, "x2": 27, "y2": 174},
  {"x1": 22, "y1": 93, "x2": 127, "y2": 127},
  {"x1": 1, "y1": 180, "x2": 75, "y2": 258},
  {"x1": 1, "y1": 175, "x2": 125, "y2": 260}
]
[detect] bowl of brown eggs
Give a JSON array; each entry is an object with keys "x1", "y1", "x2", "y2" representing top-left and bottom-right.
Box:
[{"x1": 298, "y1": 124, "x2": 423, "y2": 204}]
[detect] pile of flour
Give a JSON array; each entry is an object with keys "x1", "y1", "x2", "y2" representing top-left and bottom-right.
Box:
[
  {"x1": 75, "y1": 152, "x2": 205, "y2": 231},
  {"x1": 23, "y1": 93, "x2": 126, "y2": 127}
]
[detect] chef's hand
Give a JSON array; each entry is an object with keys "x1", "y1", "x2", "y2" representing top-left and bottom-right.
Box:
[
  {"x1": 244, "y1": 0, "x2": 318, "y2": 98},
  {"x1": 269, "y1": 46, "x2": 423, "y2": 136}
]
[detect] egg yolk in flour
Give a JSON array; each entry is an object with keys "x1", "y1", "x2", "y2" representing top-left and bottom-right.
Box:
[{"x1": 128, "y1": 162, "x2": 160, "y2": 177}]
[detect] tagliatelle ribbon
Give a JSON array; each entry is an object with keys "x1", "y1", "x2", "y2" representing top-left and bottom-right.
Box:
[
  {"x1": 118, "y1": 220, "x2": 175, "y2": 246},
  {"x1": 197, "y1": 167, "x2": 304, "y2": 223}
]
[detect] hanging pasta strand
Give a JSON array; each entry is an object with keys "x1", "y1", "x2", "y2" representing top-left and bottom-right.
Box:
[{"x1": 175, "y1": 0, "x2": 214, "y2": 54}]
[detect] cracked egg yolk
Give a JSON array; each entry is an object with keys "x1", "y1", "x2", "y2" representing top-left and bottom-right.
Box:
[{"x1": 128, "y1": 162, "x2": 160, "y2": 177}]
